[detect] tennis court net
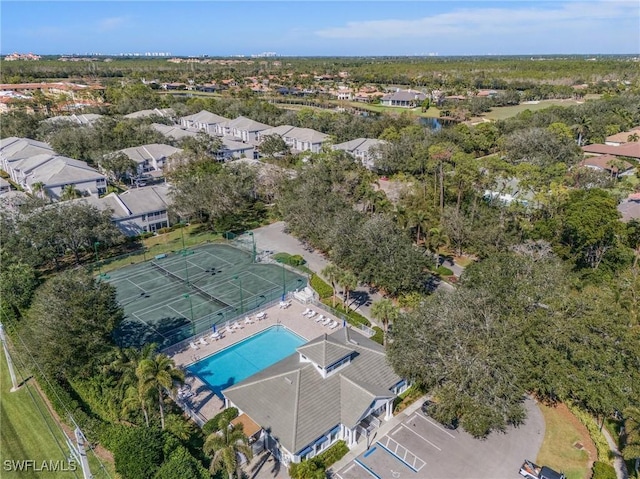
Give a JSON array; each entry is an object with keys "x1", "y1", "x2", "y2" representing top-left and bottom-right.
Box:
[{"x1": 151, "y1": 261, "x2": 231, "y2": 309}]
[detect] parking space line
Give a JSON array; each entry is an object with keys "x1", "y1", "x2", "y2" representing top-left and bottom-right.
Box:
[
  {"x1": 401, "y1": 423, "x2": 442, "y2": 451},
  {"x1": 413, "y1": 412, "x2": 457, "y2": 438},
  {"x1": 390, "y1": 425, "x2": 403, "y2": 436},
  {"x1": 377, "y1": 437, "x2": 426, "y2": 472},
  {"x1": 354, "y1": 459, "x2": 382, "y2": 479}
]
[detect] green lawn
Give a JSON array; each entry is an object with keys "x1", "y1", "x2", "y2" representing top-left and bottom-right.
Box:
[
  {"x1": 537, "y1": 403, "x2": 592, "y2": 479},
  {"x1": 0, "y1": 343, "x2": 115, "y2": 478},
  {"x1": 342, "y1": 101, "x2": 441, "y2": 118},
  {"x1": 481, "y1": 99, "x2": 588, "y2": 121},
  {"x1": 0, "y1": 351, "x2": 75, "y2": 478}
]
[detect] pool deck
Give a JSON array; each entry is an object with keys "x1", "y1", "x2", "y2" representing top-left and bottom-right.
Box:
[{"x1": 171, "y1": 300, "x2": 342, "y2": 421}]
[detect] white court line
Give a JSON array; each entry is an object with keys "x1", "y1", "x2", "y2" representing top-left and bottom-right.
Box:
[
  {"x1": 168, "y1": 304, "x2": 187, "y2": 318},
  {"x1": 401, "y1": 423, "x2": 441, "y2": 451},
  {"x1": 413, "y1": 412, "x2": 456, "y2": 438}
]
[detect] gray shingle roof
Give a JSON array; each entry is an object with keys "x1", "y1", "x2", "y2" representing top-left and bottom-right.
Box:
[
  {"x1": 117, "y1": 184, "x2": 171, "y2": 216},
  {"x1": 381, "y1": 90, "x2": 427, "y2": 102},
  {"x1": 124, "y1": 108, "x2": 175, "y2": 119},
  {"x1": 152, "y1": 123, "x2": 198, "y2": 140},
  {"x1": 223, "y1": 328, "x2": 400, "y2": 454},
  {"x1": 181, "y1": 110, "x2": 229, "y2": 124},
  {"x1": 119, "y1": 144, "x2": 182, "y2": 164},
  {"x1": 0, "y1": 137, "x2": 54, "y2": 161},
  {"x1": 333, "y1": 138, "x2": 385, "y2": 154},
  {"x1": 224, "y1": 116, "x2": 271, "y2": 132},
  {"x1": 297, "y1": 334, "x2": 355, "y2": 368},
  {"x1": 26, "y1": 157, "x2": 105, "y2": 187}
]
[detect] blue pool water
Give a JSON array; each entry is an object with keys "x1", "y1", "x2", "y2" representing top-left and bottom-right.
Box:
[{"x1": 187, "y1": 326, "x2": 306, "y2": 397}]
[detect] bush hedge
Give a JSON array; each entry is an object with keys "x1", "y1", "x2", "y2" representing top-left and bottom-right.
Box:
[
  {"x1": 435, "y1": 266, "x2": 454, "y2": 276},
  {"x1": 310, "y1": 274, "x2": 333, "y2": 299},
  {"x1": 315, "y1": 440, "x2": 349, "y2": 467},
  {"x1": 567, "y1": 403, "x2": 613, "y2": 464},
  {"x1": 592, "y1": 462, "x2": 617, "y2": 479},
  {"x1": 202, "y1": 407, "x2": 239, "y2": 436}
]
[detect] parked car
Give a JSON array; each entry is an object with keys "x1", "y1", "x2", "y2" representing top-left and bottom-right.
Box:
[
  {"x1": 519, "y1": 460, "x2": 566, "y2": 479},
  {"x1": 421, "y1": 400, "x2": 458, "y2": 430}
]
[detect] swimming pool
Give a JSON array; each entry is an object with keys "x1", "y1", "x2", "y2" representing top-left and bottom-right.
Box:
[{"x1": 187, "y1": 325, "x2": 306, "y2": 397}]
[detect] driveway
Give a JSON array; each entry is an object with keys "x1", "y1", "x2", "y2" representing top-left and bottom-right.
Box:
[
  {"x1": 335, "y1": 398, "x2": 544, "y2": 479},
  {"x1": 251, "y1": 222, "x2": 459, "y2": 324}
]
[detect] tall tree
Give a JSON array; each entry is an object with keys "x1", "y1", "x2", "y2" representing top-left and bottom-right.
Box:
[
  {"x1": 338, "y1": 270, "x2": 358, "y2": 310},
  {"x1": 203, "y1": 418, "x2": 253, "y2": 479},
  {"x1": 370, "y1": 298, "x2": 398, "y2": 345},
  {"x1": 321, "y1": 264, "x2": 341, "y2": 308},
  {"x1": 22, "y1": 269, "x2": 124, "y2": 378},
  {"x1": 136, "y1": 353, "x2": 184, "y2": 429}
]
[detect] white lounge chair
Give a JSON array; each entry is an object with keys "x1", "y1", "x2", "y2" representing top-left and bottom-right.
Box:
[
  {"x1": 307, "y1": 311, "x2": 317, "y2": 319},
  {"x1": 210, "y1": 331, "x2": 221, "y2": 340},
  {"x1": 245, "y1": 316, "x2": 254, "y2": 325},
  {"x1": 226, "y1": 326, "x2": 235, "y2": 334},
  {"x1": 322, "y1": 317, "x2": 332, "y2": 326},
  {"x1": 197, "y1": 337, "x2": 208, "y2": 346},
  {"x1": 189, "y1": 341, "x2": 199, "y2": 350},
  {"x1": 302, "y1": 308, "x2": 311, "y2": 316},
  {"x1": 328, "y1": 320, "x2": 339, "y2": 329},
  {"x1": 233, "y1": 321, "x2": 244, "y2": 330},
  {"x1": 315, "y1": 314, "x2": 325, "y2": 323}
]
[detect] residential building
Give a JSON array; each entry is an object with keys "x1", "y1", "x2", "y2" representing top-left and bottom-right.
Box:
[
  {"x1": 0, "y1": 137, "x2": 106, "y2": 199},
  {"x1": 118, "y1": 144, "x2": 183, "y2": 175},
  {"x1": 581, "y1": 142, "x2": 640, "y2": 161},
  {"x1": 222, "y1": 116, "x2": 271, "y2": 143},
  {"x1": 152, "y1": 123, "x2": 199, "y2": 141},
  {"x1": 258, "y1": 125, "x2": 328, "y2": 153},
  {"x1": 333, "y1": 138, "x2": 386, "y2": 169},
  {"x1": 618, "y1": 192, "x2": 640, "y2": 222},
  {"x1": 151, "y1": 125, "x2": 254, "y2": 160},
  {"x1": 124, "y1": 108, "x2": 175, "y2": 120},
  {"x1": 605, "y1": 127, "x2": 640, "y2": 146},
  {"x1": 43, "y1": 113, "x2": 103, "y2": 125},
  {"x1": 223, "y1": 328, "x2": 408, "y2": 466},
  {"x1": 380, "y1": 89, "x2": 427, "y2": 108},
  {"x1": 0, "y1": 137, "x2": 55, "y2": 173},
  {"x1": 77, "y1": 184, "x2": 172, "y2": 235},
  {"x1": 579, "y1": 154, "x2": 634, "y2": 176},
  {"x1": 180, "y1": 110, "x2": 229, "y2": 135}
]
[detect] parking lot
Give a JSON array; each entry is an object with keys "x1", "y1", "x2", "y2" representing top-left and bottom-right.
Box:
[{"x1": 335, "y1": 399, "x2": 543, "y2": 479}]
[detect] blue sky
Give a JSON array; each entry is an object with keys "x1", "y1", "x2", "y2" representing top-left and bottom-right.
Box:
[{"x1": 2, "y1": 1, "x2": 639, "y2": 56}]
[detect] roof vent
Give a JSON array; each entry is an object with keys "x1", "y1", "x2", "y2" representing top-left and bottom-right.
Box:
[
  {"x1": 348, "y1": 339, "x2": 359, "y2": 345},
  {"x1": 284, "y1": 377, "x2": 292, "y2": 385}
]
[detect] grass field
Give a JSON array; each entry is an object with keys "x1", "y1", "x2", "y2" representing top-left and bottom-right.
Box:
[
  {"x1": 481, "y1": 99, "x2": 588, "y2": 121},
  {"x1": 343, "y1": 101, "x2": 442, "y2": 118},
  {"x1": 0, "y1": 350, "x2": 78, "y2": 478},
  {"x1": 0, "y1": 346, "x2": 115, "y2": 478},
  {"x1": 537, "y1": 403, "x2": 594, "y2": 479}
]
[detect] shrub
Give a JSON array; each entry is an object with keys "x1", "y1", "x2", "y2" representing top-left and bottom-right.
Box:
[
  {"x1": 371, "y1": 326, "x2": 384, "y2": 345},
  {"x1": 310, "y1": 274, "x2": 333, "y2": 299},
  {"x1": 202, "y1": 407, "x2": 239, "y2": 436},
  {"x1": 316, "y1": 440, "x2": 348, "y2": 467},
  {"x1": 290, "y1": 254, "x2": 305, "y2": 266},
  {"x1": 592, "y1": 462, "x2": 617, "y2": 479},
  {"x1": 112, "y1": 426, "x2": 165, "y2": 479},
  {"x1": 435, "y1": 266, "x2": 454, "y2": 276},
  {"x1": 154, "y1": 445, "x2": 209, "y2": 479},
  {"x1": 567, "y1": 403, "x2": 613, "y2": 464}
]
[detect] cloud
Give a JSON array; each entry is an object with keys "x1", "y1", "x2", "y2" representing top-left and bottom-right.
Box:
[
  {"x1": 315, "y1": 1, "x2": 638, "y2": 40},
  {"x1": 97, "y1": 16, "x2": 131, "y2": 32}
]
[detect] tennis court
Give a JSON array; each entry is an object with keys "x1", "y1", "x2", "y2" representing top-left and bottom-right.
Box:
[{"x1": 107, "y1": 243, "x2": 307, "y2": 348}]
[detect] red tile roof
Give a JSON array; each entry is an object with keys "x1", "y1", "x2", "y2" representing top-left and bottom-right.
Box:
[{"x1": 582, "y1": 142, "x2": 640, "y2": 159}]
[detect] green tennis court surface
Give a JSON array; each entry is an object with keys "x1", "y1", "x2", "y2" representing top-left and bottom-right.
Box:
[{"x1": 106, "y1": 243, "x2": 306, "y2": 348}]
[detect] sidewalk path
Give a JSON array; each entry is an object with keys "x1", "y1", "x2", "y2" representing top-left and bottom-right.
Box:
[{"x1": 602, "y1": 427, "x2": 629, "y2": 479}]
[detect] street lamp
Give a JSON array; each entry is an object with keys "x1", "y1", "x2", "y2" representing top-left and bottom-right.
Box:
[
  {"x1": 216, "y1": 311, "x2": 224, "y2": 328},
  {"x1": 278, "y1": 259, "x2": 287, "y2": 300},
  {"x1": 183, "y1": 293, "x2": 195, "y2": 336},
  {"x1": 233, "y1": 275, "x2": 244, "y2": 314}
]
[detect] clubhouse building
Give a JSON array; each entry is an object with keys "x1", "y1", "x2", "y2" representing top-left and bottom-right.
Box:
[{"x1": 223, "y1": 327, "x2": 408, "y2": 465}]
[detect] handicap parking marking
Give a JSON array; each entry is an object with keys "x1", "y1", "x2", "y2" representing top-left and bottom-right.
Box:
[
  {"x1": 377, "y1": 436, "x2": 427, "y2": 472},
  {"x1": 400, "y1": 422, "x2": 442, "y2": 451},
  {"x1": 413, "y1": 412, "x2": 457, "y2": 438}
]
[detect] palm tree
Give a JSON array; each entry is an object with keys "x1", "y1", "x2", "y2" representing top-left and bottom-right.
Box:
[
  {"x1": 121, "y1": 383, "x2": 153, "y2": 427},
  {"x1": 136, "y1": 353, "x2": 184, "y2": 429},
  {"x1": 204, "y1": 418, "x2": 253, "y2": 479},
  {"x1": 371, "y1": 299, "x2": 398, "y2": 346},
  {"x1": 572, "y1": 115, "x2": 592, "y2": 146},
  {"x1": 428, "y1": 227, "x2": 449, "y2": 267},
  {"x1": 628, "y1": 132, "x2": 640, "y2": 143},
  {"x1": 31, "y1": 181, "x2": 47, "y2": 200},
  {"x1": 321, "y1": 264, "x2": 341, "y2": 308},
  {"x1": 409, "y1": 209, "x2": 429, "y2": 245},
  {"x1": 338, "y1": 271, "x2": 358, "y2": 311},
  {"x1": 60, "y1": 184, "x2": 81, "y2": 201}
]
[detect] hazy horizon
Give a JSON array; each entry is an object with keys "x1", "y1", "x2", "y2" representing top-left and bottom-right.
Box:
[{"x1": 2, "y1": 1, "x2": 639, "y2": 57}]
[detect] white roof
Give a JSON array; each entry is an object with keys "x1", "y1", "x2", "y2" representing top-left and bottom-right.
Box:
[
  {"x1": 181, "y1": 110, "x2": 229, "y2": 124},
  {"x1": 124, "y1": 108, "x2": 175, "y2": 119},
  {"x1": 224, "y1": 116, "x2": 271, "y2": 132},
  {"x1": 152, "y1": 123, "x2": 198, "y2": 140},
  {"x1": 26, "y1": 157, "x2": 105, "y2": 188},
  {"x1": 0, "y1": 137, "x2": 54, "y2": 161},
  {"x1": 119, "y1": 144, "x2": 182, "y2": 164},
  {"x1": 333, "y1": 138, "x2": 385, "y2": 153}
]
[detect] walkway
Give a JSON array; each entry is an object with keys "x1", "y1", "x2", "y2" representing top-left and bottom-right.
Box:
[{"x1": 171, "y1": 299, "x2": 345, "y2": 421}]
